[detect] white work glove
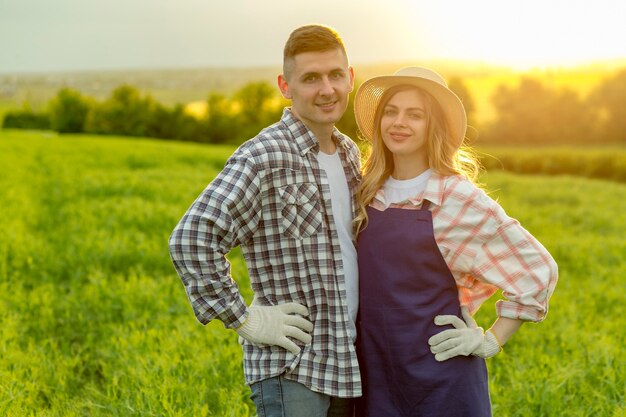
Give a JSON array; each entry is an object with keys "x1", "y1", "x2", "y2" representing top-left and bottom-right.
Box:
[
  {"x1": 428, "y1": 306, "x2": 501, "y2": 361},
  {"x1": 235, "y1": 302, "x2": 313, "y2": 355}
]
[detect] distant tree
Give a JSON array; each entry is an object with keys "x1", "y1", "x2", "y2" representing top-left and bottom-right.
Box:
[
  {"x1": 49, "y1": 87, "x2": 91, "y2": 133},
  {"x1": 588, "y1": 69, "x2": 626, "y2": 143},
  {"x1": 483, "y1": 77, "x2": 594, "y2": 144},
  {"x1": 234, "y1": 81, "x2": 275, "y2": 125},
  {"x1": 203, "y1": 93, "x2": 236, "y2": 144},
  {"x1": 145, "y1": 103, "x2": 201, "y2": 142},
  {"x1": 448, "y1": 77, "x2": 476, "y2": 128},
  {"x1": 1, "y1": 102, "x2": 50, "y2": 130},
  {"x1": 233, "y1": 81, "x2": 285, "y2": 140},
  {"x1": 85, "y1": 85, "x2": 156, "y2": 137}
]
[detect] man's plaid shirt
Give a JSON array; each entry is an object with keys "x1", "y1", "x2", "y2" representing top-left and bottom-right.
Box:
[{"x1": 169, "y1": 109, "x2": 362, "y2": 397}]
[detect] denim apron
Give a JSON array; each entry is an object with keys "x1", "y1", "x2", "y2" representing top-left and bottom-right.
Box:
[{"x1": 356, "y1": 203, "x2": 491, "y2": 417}]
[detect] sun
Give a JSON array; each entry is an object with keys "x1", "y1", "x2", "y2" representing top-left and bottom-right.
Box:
[{"x1": 402, "y1": 0, "x2": 626, "y2": 70}]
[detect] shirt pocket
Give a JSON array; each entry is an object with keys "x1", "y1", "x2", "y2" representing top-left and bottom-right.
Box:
[{"x1": 278, "y1": 183, "x2": 324, "y2": 239}]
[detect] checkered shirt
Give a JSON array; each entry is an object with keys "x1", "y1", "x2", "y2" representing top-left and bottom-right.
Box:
[
  {"x1": 370, "y1": 172, "x2": 558, "y2": 322},
  {"x1": 169, "y1": 108, "x2": 362, "y2": 397}
]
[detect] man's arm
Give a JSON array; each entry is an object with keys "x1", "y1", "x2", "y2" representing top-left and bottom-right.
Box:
[
  {"x1": 169, "y1": 154, "x2": 314, "y2": 353},
  {"x1": 169, "y1": 155, "x2": 261, "y2": 329}
]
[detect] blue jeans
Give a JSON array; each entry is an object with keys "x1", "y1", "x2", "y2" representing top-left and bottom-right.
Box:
[{"x1": 250, "y1": 375, "x2": 354, "y2": 417}]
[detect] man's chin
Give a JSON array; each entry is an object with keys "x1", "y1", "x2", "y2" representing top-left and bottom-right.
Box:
[{"x1": 317, "y1": 107, "x2": 346, "y2": 122}]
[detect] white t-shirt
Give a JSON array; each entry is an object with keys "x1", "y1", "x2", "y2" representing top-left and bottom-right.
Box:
[
  {"x1": 382, "y1": 169, "x2": 433, "y2": 207},
  {"x1": 317, "y1": 150, "x2": 358, "y2": 341}
]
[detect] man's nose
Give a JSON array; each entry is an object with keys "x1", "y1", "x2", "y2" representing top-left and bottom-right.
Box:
[{"x1": 319, "y1": 76, "x2": 334, "y2": 95}]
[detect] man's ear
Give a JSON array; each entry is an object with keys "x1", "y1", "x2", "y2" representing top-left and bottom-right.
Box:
[
  {"x1": 348, "y1": 66, "x2": 355, "y2": 93},
  {"x1": 277, "y1": 74, "x2": 291, "y2": 99}
]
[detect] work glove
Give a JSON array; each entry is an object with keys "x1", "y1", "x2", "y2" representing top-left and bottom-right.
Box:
[
  {"x1": 428, "y1": 306, "x2": 501, "y2": 361},
  {"x1": 235, "y1": 302, "x2": 314, "y2": 355}
]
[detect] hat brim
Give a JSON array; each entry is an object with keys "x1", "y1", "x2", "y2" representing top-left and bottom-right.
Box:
[{"x1": 354, "y1": 75, "x2": 467, "y2": 149}]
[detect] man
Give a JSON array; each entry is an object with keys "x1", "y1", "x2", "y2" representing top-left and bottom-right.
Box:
[{"x1": 169, "y1": 24, "x2": 361, "y2": 416}]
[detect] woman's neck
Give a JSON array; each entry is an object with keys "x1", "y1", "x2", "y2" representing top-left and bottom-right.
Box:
[{"x1": 392, "y1": 154, "x2": 429, "y2": 180}]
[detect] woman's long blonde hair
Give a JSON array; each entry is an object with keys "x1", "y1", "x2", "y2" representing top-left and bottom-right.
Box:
[{"x1": 355, "y1": 85, "x2": 481, "y2": 233}]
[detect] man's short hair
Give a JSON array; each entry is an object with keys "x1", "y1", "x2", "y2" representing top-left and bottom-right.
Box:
[{"x1": 283, "y1": 24, "x2": 347, "y2": 79}]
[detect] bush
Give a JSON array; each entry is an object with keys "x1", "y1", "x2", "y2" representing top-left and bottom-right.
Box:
[
  {"x1": 589, "y1": 69, "x2": 626, "y2": 143},
  {"x1": 2, "y1": 109, "x2": 50, "y2": 130},
  {"x1": 478, "y1": 146, "x2": 626, "y2": 182},
  {"x1": 483, "y1": 77, "x2": 595, "y2": 145},
  {"x1": 85, "y1": 85, "x2": 157, "y2": 137},
  {"x1": 49, "y1": 88, "x2": 91, "y2": 133},
  {"x1": 145, "y1": 103, "x2": 202, "y2": 142}
]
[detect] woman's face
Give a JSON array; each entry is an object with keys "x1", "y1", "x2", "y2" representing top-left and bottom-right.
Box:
[{"x1": 380, "y1": 88, "x2": 428, "y2": 162}]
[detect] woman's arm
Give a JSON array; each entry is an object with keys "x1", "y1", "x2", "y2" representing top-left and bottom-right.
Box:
[
  {"x1": 428, "y1": 308, "x2": 524, "y2": 361},
  {"x1": 489, "y1": 316, "x2": 524, "y2": 347}
]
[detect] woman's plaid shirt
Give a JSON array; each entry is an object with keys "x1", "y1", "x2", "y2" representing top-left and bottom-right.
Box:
[
  {"x1": 370, "y1": 172, "x2": 558, "y2": 322},
  {"x1": 169, "y1": 109, "x2": 362, "y2": 397}
]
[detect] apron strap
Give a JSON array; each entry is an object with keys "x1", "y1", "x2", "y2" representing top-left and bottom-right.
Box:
[{"x1": 421, "y1": 199, "x2": 431, "y2": 211}]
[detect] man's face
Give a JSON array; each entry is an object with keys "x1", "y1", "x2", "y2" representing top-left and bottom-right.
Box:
[{"x1": 278, "y1": 48, "x2": 354, "y2": 134}]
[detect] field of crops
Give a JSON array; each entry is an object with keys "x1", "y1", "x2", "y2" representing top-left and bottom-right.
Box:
[
  {"x1": 477, "y1": 145, "x2": 626, "y2": 182},
  {"x1": 1, "y1": 130, "x2": 624, "y2": 416}
]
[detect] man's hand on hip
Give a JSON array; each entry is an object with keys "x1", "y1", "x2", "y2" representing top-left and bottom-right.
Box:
[{"x1": 236, "y1": 302, "x2": 314, "y2": 355}]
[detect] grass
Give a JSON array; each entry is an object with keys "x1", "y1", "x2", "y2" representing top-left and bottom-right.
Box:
[
  {"x1": 475, "y1": 172, "x2": 626, "y2": 416},
  {"x1": 0, "y1": 129, "x2": 624, "y2": 416}
]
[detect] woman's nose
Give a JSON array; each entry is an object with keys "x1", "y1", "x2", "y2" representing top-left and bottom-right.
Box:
[{"x1": 393, "y1": 114, "x2": 407, "y2": 127}]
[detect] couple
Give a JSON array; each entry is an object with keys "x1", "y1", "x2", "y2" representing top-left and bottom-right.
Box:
[{"x1": 169, "y1": 24, "x2": 558, "y2": 417}]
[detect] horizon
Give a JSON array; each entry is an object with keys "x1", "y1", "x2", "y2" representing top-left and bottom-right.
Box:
[{"x1": 2, "y1": 56, "x2": 626, "y2": 78}]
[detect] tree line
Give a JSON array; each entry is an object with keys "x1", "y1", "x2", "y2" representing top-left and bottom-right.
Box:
[
  {"x1": 3, "y1": 69, "x2": 626, "y2": 145},
  {"x1": 1, "y1": 82, "x2": 285, "y2": 144}
]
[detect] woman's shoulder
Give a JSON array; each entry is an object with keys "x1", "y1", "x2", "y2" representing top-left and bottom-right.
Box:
[
  {"x1": 440, "y1": 174, "x2": 483, "y2": 198},
  {"x1": 439, "y1": 174, "x2": 501, "y2": 213}
]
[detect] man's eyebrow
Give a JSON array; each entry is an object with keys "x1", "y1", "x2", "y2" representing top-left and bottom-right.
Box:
[
  {"x1": 300, "y1": 68, "x2": 346, "y2": 78},
  {"x1": 300, "y1": 71, "x2": 321, "y2": 79}
]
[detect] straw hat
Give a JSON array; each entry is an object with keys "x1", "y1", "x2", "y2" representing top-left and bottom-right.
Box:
[{"x1": 354, "y1": 66, "x2": 467, "y2": 149}]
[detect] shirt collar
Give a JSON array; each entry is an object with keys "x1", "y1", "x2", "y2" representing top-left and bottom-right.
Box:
[
  {"x1": 281, "y1": 108, "x2": 349, "y2": 156},
  {"x1": 371, "y1": 171, "x2": 447, "y2": 209},
  {"x1": 421, "y1": 171, "x2": 446, "y2": 207}
]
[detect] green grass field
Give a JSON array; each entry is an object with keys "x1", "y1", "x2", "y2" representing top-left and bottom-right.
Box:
[{"x1": 1, "y1": 130, "x2": 624, "y2": 416}]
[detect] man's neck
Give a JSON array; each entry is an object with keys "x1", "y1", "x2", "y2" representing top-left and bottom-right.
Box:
[
  {"x1": 287, "y1": 108, "x2": 337, "y2": 153},
  {"x1": 317, "y1": 134, "x2": 337, "y2": 154},
  {"x1": 298, "y1": 119, "x2": 336, "y2": 154}
]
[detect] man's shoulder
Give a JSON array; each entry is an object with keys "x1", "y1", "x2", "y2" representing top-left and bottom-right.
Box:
[
  {"x1": 229, "y1": 122, "x2": 302, "y2": 170},
  {"x1": 334, "y1": 130, "x2": 361, "y2": 164},
  {"x1": 343, "y1": 135, "x2": 361, "y2": 158}
]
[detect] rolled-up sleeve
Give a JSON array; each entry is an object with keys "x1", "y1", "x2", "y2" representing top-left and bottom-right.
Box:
[
  {"x1": 169, "y1": 155, "x2": 261, "y2": 328},
  {"x1": 471, "y1": 205, "x2": 558, "y2": 322}
]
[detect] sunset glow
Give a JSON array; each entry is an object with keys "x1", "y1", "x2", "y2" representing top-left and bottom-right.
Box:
[
  {"x1": 400, "y1": 0, "x2": 626, "y2": 70},
  {"x1": 0, "y1": 0, "x2": 624, "y2": 72}
]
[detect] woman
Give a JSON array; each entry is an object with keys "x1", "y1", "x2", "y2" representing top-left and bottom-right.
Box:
[{"x1": 353, "y1": 67, "x2": 558, "y2": 416}]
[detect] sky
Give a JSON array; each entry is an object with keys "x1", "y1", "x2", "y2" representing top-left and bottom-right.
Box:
[{"x1": 1, "y1": 0, "x2": 625, "y2": 74}]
